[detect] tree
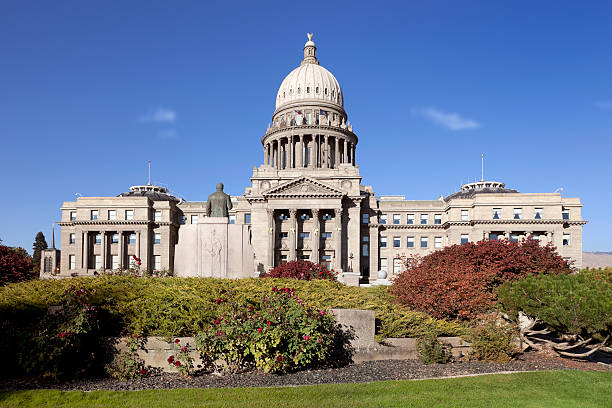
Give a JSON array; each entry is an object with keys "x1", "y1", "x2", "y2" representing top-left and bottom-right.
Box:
[
  {"x1": 261, "y1": 260, "x2": 337, "y2": 281},
  {"x1": 0, "y1": 244, "x2": 35, "y2": 285},
  {"x1": 391, "y1": 238, "x2": 571, "y2": 320},
  {"x1": 32, "y1": 232, "x2": 48, "y2": 273}
]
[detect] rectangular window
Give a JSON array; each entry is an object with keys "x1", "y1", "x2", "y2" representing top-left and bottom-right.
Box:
[
  {"x1": 492, "y1": 208, "x2": 502, "y2": 219},
  {"x1": 129, "y1": 233, "x2": 136, "y2": 244},
  {"x1": 461, "y1": 234, "x2": 469, "y2": 244},
  {"x1": 305, "y1": 113, "x2": 311, "y2": 125},
  {"x1": 154, "y1": 211, "x2": 162, "y2": 221},
  {"x1": 380, "y1": 236, "x2": 387, "y2": 248},
  {"x1": 362, "y1": 242, "x2": 369, "y2": 257},
  {"x1": 362, "y1": 213, "x2": 370, "y2": 224},
  {"x1": 322, "y1": 212, "x2": 332, "y2": 221},
  {"x1": 407, "y1": 214, "x2": 415, "y2": 224},
  {"x1": 95, "y1": 233, "x2": 102, "y2": 244},
  {"x1": 393, "y1": 236, "x2": 401, "y2": 248},
  {"x1": 94, "y1": 255, "x2": 102, "y2": 270},
  {"x1": 534, "y1": 208, "x2": 543, "y2": 219},
  {"x1": 191, "y1": 215, "x2": 199, "y2": 224},
  {"x1": 321, "y1": 232, "x2": 332, "y2": 239},
  {"x1": 562, "y1": 208, "x2": 570, "y2": 220},
  {"x1": 421, "y1": 237, "x2": 428, "y2": 248},
  {"x1": 153, "y1": 255, "x2": 161, "y2": 271},
  {"x1": 69, "y1": 255, "x2": 75, "y2": 270},
  {"x1": 70, "y1": 233, "x2": 76, "y2": 244},
  {"x1": 180, "y1": 215, "x2": 186, "y2": 225},
  {"x1": 154, "y1": 233, "x2": 161, "y2": 244},
  {"x1": 489, "y1": 233, "x2": 499, "y2": 241},
  {"x1": 407, "y1": 236, "x2": 415, "y2": 248},
  {"x1": 393, "y1": 214, "x2": 401, "y2": 225},
  {"x1": 91, "y1": 210, "x2": 98, "y2": 221},
  {"x1": 280, "y1": 232, "x2": 289, "y2": 238},
  {"x1": 70, "y1": 211, "x2": 77, "y2": 221},
  {"x1": 434, "y1": 214, "x2": 442, "y2": 225},
  {"x1": 393, "y1": 258, "x2": 402, "y2": 275},
  {"x1": 461, "y1": 210, "x2": 469, "y2": 221},
  {"x1": 563, "y1": 234, "x2": 570, "y2": 246},
  {"x1": 111, "y1": 255, "x2": 119, "y2": 270},
  {"x1": 510, "y1": 233, "x2": 519, "y2": 243},
  {"x1": 108, "y1": 210, "x2": 116, "y2": 220},
  {"x1": 434, "y1": 237, "x2": 442, "y2": 248},
  {"x1": 229, "y1": 215, "x2": 236, "y2": 224},
  {"x1": 280, "y1": 254, "x2": 288, "y2": 263},
  {"x1": 244, "y1": 213, "x2": 251, "y2": 224},
  {"x1": 125, "y1": 210, "x2": 134, "y2": 220},
  {"x1": 379, "y1": 258, "x2": 388, "y2": 274},
  {"x1": 299, "y1": 254, "x2": 310, "y2": 261},
  {"x1": 513, "y1": 208, "x2": 522, "y2": 220},
  {"x1": 112, "y1": 233, "x2": 119, "y2": 244},
  {"x1": 379, "y1": 214, "x2": 387, "y2": 225},
  {"x1": 420, "y1": 214, "x2": 428, "y2": 225},
  {"x1": 298, "y1": 213, "x2": 308, "y2": 220},
  {"x1": 299, "y1": 232, "x2": 310, "y2": 238}
]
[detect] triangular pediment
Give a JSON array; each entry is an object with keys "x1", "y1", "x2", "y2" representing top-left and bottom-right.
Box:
[{"x1": 262, "y1": 177, "x2": 345, "y2": 198}]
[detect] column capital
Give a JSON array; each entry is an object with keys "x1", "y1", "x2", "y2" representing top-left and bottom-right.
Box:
[{"x1": 289, "y1": 208, "x2": 298, "y2": 217}]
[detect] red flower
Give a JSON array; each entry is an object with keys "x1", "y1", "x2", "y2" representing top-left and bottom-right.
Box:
[
  {"x1": 181, "y1": 346, "x2": 187, "y2": 353},
  {"x1": 140, "y1": 369, "x2": 147, "y2": 376},
  {"x1": 216, "y1": 331, "x2": 223, "y2": 336},
  {"x1": 174, "y1": 338, "x2": 180, "y2": 344},
  {"x1": 214, "y1": 320, "x2": 220, "y2": 325},
  {"x1": 257, "y1": 328, "x2": 262, "y2": 333},
  {"x1": 303, "y1": 335, "x2": 310, "y2": 341},
  {"x1": 249, "y1": 305, "x2": 254, "y2": 311},
  {"x1": 266, "y1": 320, "x2": 272, "y2": 325},
  {"x1": 168, "y1": 355, "x2": 175, "y2": 363},
  {"x1": 277, "y1": 355, "x2": 283, "y2": 362},
  {"x1": 174, "y1": 361, "x2": 181, "y2": 367},
  {"x1": 58, "y1": 332, "x2": 65, "y2": 338},
  {"x1": 132, "y1": 334, "x2": 138, "y2": 338},
  {"x1": 215, "y1": 298, "x2": 223, "y2": 304}
]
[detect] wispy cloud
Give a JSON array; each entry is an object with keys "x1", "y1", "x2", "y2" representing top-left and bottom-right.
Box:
[
  {"x1": 595, "y1": 100, "x2": 612, "y2": 110},
  {"x1": 139, "y1": 107, "x2": 177, "y2": 123},
  {"x1": 157, "y1": 129, "x2": 178, "y2": 140},
  {"x1": 412, "y1": 107, "x2": 481, "y2": 130}
]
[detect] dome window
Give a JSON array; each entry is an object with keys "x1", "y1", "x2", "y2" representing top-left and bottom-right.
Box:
[
  {"x1": 307, "y1": 86, "x2": 310, "y2": 93},
  {"x1": 332, "y1": 90, "x2": 335, "y2": 97},
  {"x1": 316, "y1": 86, "x2": 319, "y2": 93},
  {"x1": 325, "y1": 88, "x2": 328, "y2": 95},
  {"x1": 283, "y1": 92, "x2": 285, "y2": 98},
  {"x1": 298, "y1": 87, "x2": 301, "y2": 94},
  {"x1": 290, "y1": 89, "x2": 293, "y2": 95}
]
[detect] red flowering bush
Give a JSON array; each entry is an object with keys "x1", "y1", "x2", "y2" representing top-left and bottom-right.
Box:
[
  {"x1": 167, "y1": 338, "x2": 194, "y2": 376},
  {"x1": 106, "y1": 333, "x2": 148, "y2": 380},
  {"x1": 262, "y1": 260, "x2": 337, "y2": 281},
  {"x1": 391, "y1": 238, "x2": 571, "y2": 320},
  {"x1": 0, "y1": 245, "x2": 34, "y2": 285},
  {"x1": 195, "y1": 287, "x2": 347, "y2": 373}
]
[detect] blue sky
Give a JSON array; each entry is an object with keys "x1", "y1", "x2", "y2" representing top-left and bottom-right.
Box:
[{"x1": 1, "y1": 1, "x2": 611, "y2": 252}]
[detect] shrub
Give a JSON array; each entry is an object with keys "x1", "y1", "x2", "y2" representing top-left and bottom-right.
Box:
[
  {"x1": 167, "y1": 338, "x2": 194, "y2": 376},
  {"x1": 416, "y1": 330, "x2": 453, "y2": 364},
  {"x1": 16, "y1": 286, "x2": 102, "y2": 379},
  {"x1": 105, "y1": 333, "x2": 148, "y2": 380},
  {"x1": 262, "y1": 260, "x2": 337, "y2": 281},
  {"x1": 391, "y1": 238, "x2": 570, "y2": 320},
  {"x1": 0, "y1": 276, "x2": 464, "y2": 339},
  {"x1": 468, "y1": 318, "x2": 518, "y2": 362},
  {"x1": 0, "y1": 245, "x2": 34, "y2": 285},
  {"x1": 497, "y1": 268, "x2": 612, "y2": 341},
  {"x1": 195, "y1": 287, "x2": 340, "y2": 373}
]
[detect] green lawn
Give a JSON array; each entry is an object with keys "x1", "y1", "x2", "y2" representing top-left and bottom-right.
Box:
[{"x1": 0, "y1": 371, "x2": 610, "y2": 408}]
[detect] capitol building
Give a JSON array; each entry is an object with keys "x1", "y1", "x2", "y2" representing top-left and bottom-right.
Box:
[{"x1": 44, "y1": 35, "x2": 586, "y2": 285}]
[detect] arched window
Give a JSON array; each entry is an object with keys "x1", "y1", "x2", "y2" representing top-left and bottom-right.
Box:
[
  {"x1": 325, "y1": 88, "x2": 328, "y2": 95},
  {"x1": 332, "y1": 90, "x2": 335, "y2": 97},
  {"x1": 316, "y1": 86, "x2": 319, "y2": 93},
  {"x1": 289, "y1": 89, "x2": 293, "y2": 95},
  {"x1": 298, "y1": 87, "x2": 301, "y2": 94},
  {"x1": 307, "y1": 86, "x2": 310, "y2": 93},
  {"x1": 283, "y1": 92, "x2": 285, "y2": 98}
]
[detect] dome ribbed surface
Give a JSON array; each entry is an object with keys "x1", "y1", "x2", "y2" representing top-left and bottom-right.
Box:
[{"x1": 275, "y1": 63, "x2": 343, "y2": 110}]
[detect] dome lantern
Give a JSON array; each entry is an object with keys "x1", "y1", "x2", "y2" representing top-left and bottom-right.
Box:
[{"x1": 301, "y1": 33, "x2": 319, "y2": 66}]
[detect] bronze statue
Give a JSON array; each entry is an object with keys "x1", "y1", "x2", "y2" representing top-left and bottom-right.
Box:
[{"x1": 206, "y1": 182, "x2": 233, "y2": 217}]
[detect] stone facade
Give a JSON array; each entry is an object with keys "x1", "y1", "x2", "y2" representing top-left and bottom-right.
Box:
[{"x1": 50, "y1": 35, "x2": 586, "y2": 283}]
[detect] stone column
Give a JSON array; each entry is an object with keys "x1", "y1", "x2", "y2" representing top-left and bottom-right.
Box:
[
  {"x1": 546, "y1": 231, "x2": 553, "y2": 244},
  {"x1": 308, "y1": 136, "x2": 315, "y2": 168},
  {"x1": 296, "y1": 135, "x2": 303, "y2": 168},
  {"x1": 267, "y1": 209, "x2": 275, "y2": 270},
  {"x1": 264, "y1": 145, "x2": 268, "y2": 166},
  {"x1": 118, "y1": 232, "x2": 124, "y2": 270},
  {"x1": 101, "y1": 232, "x2": 107, "y2": 270},
  {"x1": 352, "y1": 144, "x2": 356, "y2": 166},
  {"x1": 312, "y1": 209, "x2": 320, "y2": 263},
  {"x1": 289, "y1": 134, "x2": 294, "y2": 168},
  {"x1": 347, "y1": 205, "x2": 361, "y2": 274},
  {"x1": 334, "y1": 207, "x2": 343, "y2": 271},
  {"x1": 341, "y1": 138, "x2": 346, "y2": 163},
  {"x1": 369, "y1": 224, "x2": 379, "y2": 283},
  {"x1": 323, "y1": 135, "x2": 329, "y2": 168},
  {"x1": 83, "y1": 231, "x2": 88, "y2": 270},
  {"x1": 289, "y1": 209, "x2": 297, "y2": 261},
  {"x1": 334, "y1": 136, "x2": 340, "y2": 168}
]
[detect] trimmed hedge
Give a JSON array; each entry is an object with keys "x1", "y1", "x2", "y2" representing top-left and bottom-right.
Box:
[{"x1": 0, "y1": 276, "x2": 464, "y2": 339}]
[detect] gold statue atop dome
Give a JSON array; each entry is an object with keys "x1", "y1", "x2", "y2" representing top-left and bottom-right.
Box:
[{"x1": 307, "y1": 33, "x2": 313, "y2": 41}]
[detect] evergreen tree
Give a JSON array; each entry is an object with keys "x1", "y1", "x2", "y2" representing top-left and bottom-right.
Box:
[{"x1": 32, "y1": 231, "x2": 48, "y2": 271}]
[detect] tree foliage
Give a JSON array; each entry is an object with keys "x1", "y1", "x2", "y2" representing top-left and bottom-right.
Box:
[
  {"x1": 32, "y1": 232, "x2": 48, "y2": 272},
  {"x1": 262, "y1": 260, "x2": 337, "y2": 281},
  {"x1": 391, "y1": 238, "x2": 571, "y2": 320},
  {"x1": 0, "y1": 245, "x2": 35, "y2": 285}
]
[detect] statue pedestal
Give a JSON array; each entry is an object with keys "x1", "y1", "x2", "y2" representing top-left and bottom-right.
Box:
[{"x1": 174, "y1": 218, "x2": 254, "y2": 278}]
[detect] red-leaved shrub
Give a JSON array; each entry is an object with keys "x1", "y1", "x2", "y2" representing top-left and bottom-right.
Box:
[
  {"x1": 262, "y1": 260, "x2": 337, "y2": 281},
  {"x1": 391, "y1": 238, "x2": 571, "y2": 320},
  {"x1": 0, "y1": 245, "x2": 34, "y2": 285}
]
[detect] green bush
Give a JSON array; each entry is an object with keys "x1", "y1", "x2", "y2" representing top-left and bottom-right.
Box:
[
  {"x1": 0, "y1": 276, "x2": 464, "y2": 339},
  {"x1": 416, "y1": 331, "x2": 453, "y2": 365},
  {"x1": 105, "y1": 333, "x2": 147, "y2": 380},
  {"x1": 468, "y1": 319, "x2": 518, "y2": 362},
  {"x1": 196, "y1": 287, "x2": 340, "y2": 373},
  {"x1": 497, "y1": 268, "x2": 612, "y2": 340}
]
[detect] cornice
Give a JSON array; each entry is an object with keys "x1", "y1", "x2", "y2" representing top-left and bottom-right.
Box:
[
  {"x1": 58, "y1": 220, "x2": 152, "y2": 226},
  {"x1": 368, "y1": 219, "x2": 588, "y2": 230},
  {"x1": 262, "y1": 124, "x2": 357, "y2": 143}
]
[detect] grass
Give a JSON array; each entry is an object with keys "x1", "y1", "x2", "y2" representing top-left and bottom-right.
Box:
[{"x1": 0, "y1": 371, "x2": 610, "y2": 408}]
